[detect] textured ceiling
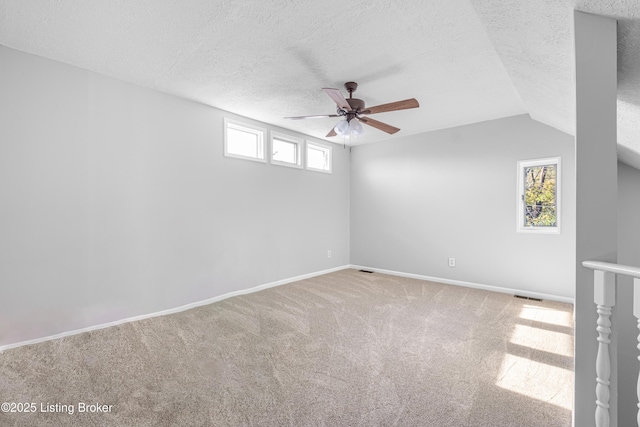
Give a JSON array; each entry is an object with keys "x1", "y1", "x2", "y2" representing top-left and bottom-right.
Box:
[
  {"x1": 1, "y1": 1, "x2": 640, "y2": 166},
  {"x1": 471, "y1": 0, "x2": 640, "y2": 169}
]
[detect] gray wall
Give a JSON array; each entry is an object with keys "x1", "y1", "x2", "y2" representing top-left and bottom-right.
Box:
[
  {"x1": 350, "y1": 114, "x2": 576, "y2": 300},
  {"x1": 0, "y1": 46, "x2": 350, "y2": 348},
  {"x1": 573, "y1": 12, "x2": 619, "y2": 427},
  {"x1": 616, "y1": 162, "x2": 640, "y2": 427}
]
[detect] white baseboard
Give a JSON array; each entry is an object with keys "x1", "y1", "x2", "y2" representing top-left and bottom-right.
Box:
[
  {"x1": 349, "y1": 264, "x2": 575, "y2": 305},
  {"x1": 0, "y1": 265, "x2": 351, "y2": 353},
  {"x1": 2, "y1": 264, "x2": 573, "y2": 352}
]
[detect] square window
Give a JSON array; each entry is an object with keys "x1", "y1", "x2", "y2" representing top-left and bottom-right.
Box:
[
  {"x1": 224, "y1": 118, "x2": 266, "y2": 162},
  {"x1": 271, "y1": 132, "x2": 302, "y2": 168},
  {"x1": 517, "y1": 157, "x2": 561, "y2": 233},
  {"x1": 306, "y1": 141, "x2": 332, "y2": 173}
]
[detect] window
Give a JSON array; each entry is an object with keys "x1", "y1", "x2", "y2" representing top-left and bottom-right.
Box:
[
  {"x1": 270, "y1": 132, "x2": 302, "y2": 168},
  {"x1": 517, "y1": 157, "x2": 561, "y2": 233},
  {"x1": 306, "y1": 141, "x2": 332, "y2": 173},
  {"x1": 224, "y1": 118, "x2": 266, "y2": 162}
]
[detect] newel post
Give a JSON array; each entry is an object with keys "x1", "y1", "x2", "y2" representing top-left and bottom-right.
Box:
[{"x1": 594, "y1": 269, "x2": 616, "y2": 427}]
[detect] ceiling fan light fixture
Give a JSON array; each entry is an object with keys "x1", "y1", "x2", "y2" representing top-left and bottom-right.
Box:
[
  {"x1": 334, "y1": 118, "x2": 364, "y2": 138},
  {"x1": 350, "y1": 120, "x2": 364, "y2": 137},
  {"x1": 334, "y1": 119, "x2": 350, "y2": 136}
]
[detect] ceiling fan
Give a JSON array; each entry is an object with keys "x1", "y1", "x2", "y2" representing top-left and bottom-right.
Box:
[{"x1": 284, "y1": 82, "x2": 419, "y2": 138}]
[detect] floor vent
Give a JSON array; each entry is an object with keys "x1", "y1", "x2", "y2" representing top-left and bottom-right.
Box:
[
  {"x1": 514, "y1": 294, "x2": 543, "y2": 302},
  {"x1": 359, "y1": 270, "x2": 374, "y2": 273}
]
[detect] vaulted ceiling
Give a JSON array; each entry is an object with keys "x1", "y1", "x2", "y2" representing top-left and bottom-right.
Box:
[{"x1": 1, "y1": 1, "x2": 640, "y2": 168}]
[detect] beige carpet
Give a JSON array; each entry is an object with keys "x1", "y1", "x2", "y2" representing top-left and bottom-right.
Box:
[{"x1": 0, "y1": 269, "x2": 574, "y2": 426}]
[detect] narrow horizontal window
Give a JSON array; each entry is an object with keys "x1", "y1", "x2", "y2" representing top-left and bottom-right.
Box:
[
  {"x1": 271, "y1": 132, "x2": 302, "y2": 168},
  {"x1": 306, "y1": 141, "x2": 332, "y2": 173},
  {"x1": 224, "y1": 118, "x2": 266, "y2": 162},
  {"x1": 517, "y1": 157, "x2": 561, "y2": 233}
]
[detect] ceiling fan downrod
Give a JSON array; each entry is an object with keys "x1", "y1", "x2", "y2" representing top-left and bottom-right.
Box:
[
  {"x1": 343, "y1": 82, "x2": 365, "y2": 118},
  {"x1": 344, "y1": 81, "x2": 358, "y2": 98}
]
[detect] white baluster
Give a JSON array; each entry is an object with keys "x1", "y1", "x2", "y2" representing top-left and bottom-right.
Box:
[
  {"x1": 594, "y1": 269, "x2": 615, "y2": 427},
  {"x1": 633, "y1": 277, "x2": 640, "y2": 427}
]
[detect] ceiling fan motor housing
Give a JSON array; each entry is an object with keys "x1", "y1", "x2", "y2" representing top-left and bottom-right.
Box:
[{"x1": 347, "y1": 98, "x2": 365, "y2": 112}]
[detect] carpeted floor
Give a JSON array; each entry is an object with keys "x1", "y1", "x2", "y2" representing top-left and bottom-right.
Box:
[{"x1": 0, "y1": 269, "x2": 574, "y2": 426}]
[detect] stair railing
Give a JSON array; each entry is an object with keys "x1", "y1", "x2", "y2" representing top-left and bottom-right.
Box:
[{"x1": 583, "y1": 260, "x2": 640, "y2": 427}]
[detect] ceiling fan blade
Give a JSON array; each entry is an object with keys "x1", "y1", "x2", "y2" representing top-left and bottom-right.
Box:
[
  {"x1": 284, "y1": 114, "x2": 340, "y2": 120},
  {"x1": 322, "y1": 88, "x2": 351, "y2": 111},
  {"x1": 358, "y1": 117, "x2": 400, "y2": 134},
  {"x1": 361, "y1": 98, "x2": 419, "y2": 115},
  {"x1": 326, "y1": 127, "x2": 337, "y2": 137}
]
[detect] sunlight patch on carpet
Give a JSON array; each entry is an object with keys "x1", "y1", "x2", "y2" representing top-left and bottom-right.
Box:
[
  {"x1": 495, "y1": 303, "x2": 574, "y2": 411},
  {"x1": 509, "y1": 324, "x2": 573, "y2": 357},
  {"x1": 495, "y1": 353, "x2": 572, "y2": 410},
  {"x1": 518, "y1": 304, "x2": 573, "y2": 327}
]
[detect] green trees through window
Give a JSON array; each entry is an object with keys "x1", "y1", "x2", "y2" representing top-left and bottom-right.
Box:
[
  {"x1": 524, "y1": 164, "x2": 557, "y2": 227},
  {"x1": 517, "y1": 157, "x2": 560, "y2": 233}
]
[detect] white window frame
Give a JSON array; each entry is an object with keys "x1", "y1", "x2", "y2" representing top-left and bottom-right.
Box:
[
  {"x1": 305, "y1": 141, "x2": 332, "y2": 174},
  {"x1": 270, "y1": 131, "x2": 303, "y2": 169},
  {"x1": 517, "y1": 157, "x2": 561, "y2": 234},
  {"x1": 223, "y1": 118, "x2": 267, "y2": 163}
]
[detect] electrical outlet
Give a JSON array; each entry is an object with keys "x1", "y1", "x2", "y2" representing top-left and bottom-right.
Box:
[
  {"x1": 328, "y1": 250, "x2": 332, "y2": 258},
  {"x1": 448, "y1": 257, "x2": 456, "y2": 267}
]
